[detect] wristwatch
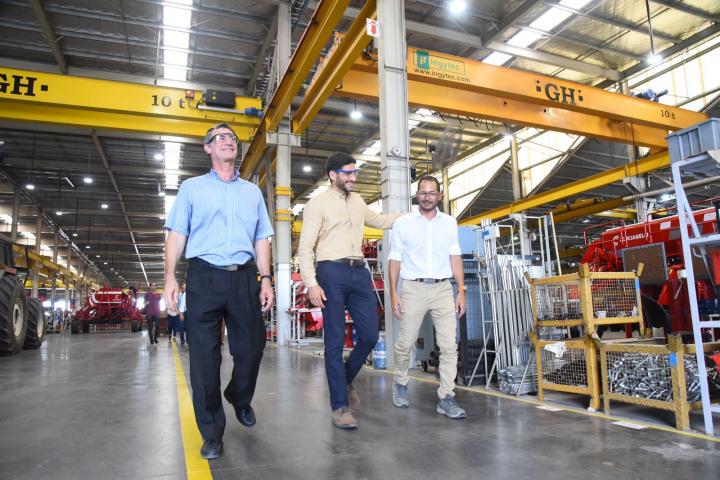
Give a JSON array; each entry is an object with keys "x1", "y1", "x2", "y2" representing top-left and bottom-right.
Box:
[
  {"x1": 260, "y1": 275, "x2": 272, "y2": 282},
  {"x1": 459, "y1": 285, "x2": 467, "y2": 292}
]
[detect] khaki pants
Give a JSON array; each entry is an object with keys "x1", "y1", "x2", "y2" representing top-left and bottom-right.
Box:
[{"x1": 393, "y1": 280, "x2": 458, "y2": 399}]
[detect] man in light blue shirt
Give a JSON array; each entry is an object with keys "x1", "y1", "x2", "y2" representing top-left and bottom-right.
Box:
[{"x1": 163, "y1": 123, "x2": 274, "y2": 460}]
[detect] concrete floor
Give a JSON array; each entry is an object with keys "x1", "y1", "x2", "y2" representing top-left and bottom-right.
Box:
[{"x1": 2, "y1": 333, "x2": 720, "y2": 480}]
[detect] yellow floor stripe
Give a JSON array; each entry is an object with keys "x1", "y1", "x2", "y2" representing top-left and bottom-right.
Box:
[
  {"x1": 290, "y1": 345, "x2": 720, "y2": 444},
  {"x1": 172, "y1": 344, "x2": 214, "y2": 480}
]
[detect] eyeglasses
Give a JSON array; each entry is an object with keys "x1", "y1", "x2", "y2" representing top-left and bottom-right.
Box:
[
  {"x1": 417, "y1": 191, "x2": 440, "y2": 197},
  {"x1": 335, "y1": 168, "x2": 360, "y2": 176},
  {"x1": 208, "y1": 133, "x2": 238, "y2": 144}
]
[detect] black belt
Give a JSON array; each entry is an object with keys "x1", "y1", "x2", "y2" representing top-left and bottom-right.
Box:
[
  {"x1": 325, "y1": 257, "x2": 365, "y2": 268},
  {"x1": 190, "y1": 257, "x2": 256, "y2": 272},
  {"x1": 409, "y1": 278, "x2": 450, "y2": 284}
]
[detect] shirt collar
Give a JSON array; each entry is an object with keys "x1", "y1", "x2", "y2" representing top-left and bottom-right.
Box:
[
  {"x1": 413, "y1": 208, "x2": 441, "y2": 221},
  {"x1": 327, "y1": 187, "x2": 348, "y2": 200},
  {"x1": 208, "y1": 168, "x2": 240, "y2": 183}
]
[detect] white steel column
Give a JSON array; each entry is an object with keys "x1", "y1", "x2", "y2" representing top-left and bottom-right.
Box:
[
  {"x1": 511, "y1": 136, "x2": 522, "y2": 201},
  {"x1": 65, "y1": 246, "x2": 71, "y2": 311},
  {"x1": 274, "y1": 2, "x2": 292, "y2": 345},
  {"x1": 31, "y1": 210, "x2": 41, "y2": 298},
  {"x1": 378, "y1": 0, "x2": 411, "y2": 368},
  {"x1": 51, "y1": 229, "x2": 58, "y2": 310}
]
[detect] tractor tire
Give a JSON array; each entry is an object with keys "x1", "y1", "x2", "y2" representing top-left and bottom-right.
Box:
[
  {"x1": 130, "y1": 320, "x2": 140, "y2": 333},
  {"x1": 70, "y1": 321, "x2": 80, "y2": 334},
  {"x1": 23, "y1": 297, "x2": 45, "y2": 349},
  {"x1": 0, "y1": 274, "x2": 28, "y2": 356}
]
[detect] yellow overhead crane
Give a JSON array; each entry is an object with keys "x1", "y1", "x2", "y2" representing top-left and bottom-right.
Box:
[
  {"x1": 12, "y1": 244, "x2": 98, "y2": 289},
  {"x1": 0, "y1": 67, "x2": 262, "y2": 139},
  {"x1": 238, "y1": 3, "x2": 706, "y2": 225}
]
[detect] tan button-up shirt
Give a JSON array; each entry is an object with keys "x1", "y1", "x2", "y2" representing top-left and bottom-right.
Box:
[{"x1": 297, "y1": 188, "x2": 402, "y2": 287}]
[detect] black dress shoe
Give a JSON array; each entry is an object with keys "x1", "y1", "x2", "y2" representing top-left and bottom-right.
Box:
[
  {"x1": 200, "y1": 438, "x2": 223, "y2": 459},
  {"x1": 224, "y1": 389, "x2": 256, "y2": 427}
]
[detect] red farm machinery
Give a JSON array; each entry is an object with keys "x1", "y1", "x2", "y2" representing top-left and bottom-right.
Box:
[{"x1": 71, "y1": 286, "x2": 143, "y2": 334}]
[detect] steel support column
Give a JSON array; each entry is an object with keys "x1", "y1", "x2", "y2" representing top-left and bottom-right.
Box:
[
  {"x1": 65, "y1": 246, "x2": 71, "y2": 311},
  {"x1": 510, "y1": 136, "x2": 521, "y2": 201},
  {"x1": 378, "y1": 0, "x2": 411, "y2": 368},
  {"x1": 10, "y1": 185, "x2": 20, "y2": 242},
  {"x1": 274, "y1": 2, "x2": 292, "y2": 346},
  {"x1": 32, "y1": 210, "x2": 41, "y2": 298},
  {"x1": 51, "y1": 229, "x2": 58, "y2": 310}
]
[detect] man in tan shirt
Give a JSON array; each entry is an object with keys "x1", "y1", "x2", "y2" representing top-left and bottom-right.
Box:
[{"x1": 298, "y1": 152, "x2": 402, "y2": 429}]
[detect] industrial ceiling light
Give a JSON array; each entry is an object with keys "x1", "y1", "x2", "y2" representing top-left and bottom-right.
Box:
[
  {"x1": 350, "y1": 99, "x2": 362, "y2": 120},
  {"x1": 103, "y1": 261, "x2": 107, "y2": 265},
  {"x1": 27, "y1": 139, "x2": 36, "y2": 190},
  {"x1": 448, "y1": 0, "x2": 467, "y2": 15},
  {"x1": 303, "y1": 165, "x2": 312, "y2": 173},
  {"x1": 26, "y1": 183, "x2": 35, "y2": 190},
  {"x1": 154, "y1": 152, "x2": 164, "y2": 161},
  {"x1": 56, "y1": 210, "x2": 63, "y2": 216},
  {"x1": 85, "y1": 245, "x2": 90, "y2": 249},
  {"x1": 72, "y1": 232, "x2": 78, "y2": 237},
  {"x1": 100, "y1": 203, "x2": 109, "y2": 209},
  {"x1": 644, "y1": 0, "x2": 661, "y2": 65},
  {"x1": 83, "y1": 176, "x2": 93, "y2": 184}
]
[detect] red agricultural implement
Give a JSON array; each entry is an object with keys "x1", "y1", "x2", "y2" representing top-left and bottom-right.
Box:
[
  {"x1": 581, "y1": 205, "x2": 720, "y2": 334},
  {"x1": 71, "y1": 287, "x2": 143, "y2": 334}
]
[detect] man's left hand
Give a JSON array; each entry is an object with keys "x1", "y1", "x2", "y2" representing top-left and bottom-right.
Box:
[
  {"x1": 260, "y1": 281, "x2": 274, "y2": 312},
  {"x1": 456, "y1": 291, "x2": 466, "y2": 318}
]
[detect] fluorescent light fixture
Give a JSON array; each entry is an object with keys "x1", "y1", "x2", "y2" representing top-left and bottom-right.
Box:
[
  {"x1": 101, "y1": 203, "x2": 109, "y2": 209},
  {"x1": 104, "y1": 262, "x2": 108, "y2": 265},
  {"x1": 303, "y1": 165, "x2": 312, "y2": 172},
  {"x1": 83, "y1": 176, "x2": 93, "y2": 184},
  {"x1": 448, "y1": 0, "x2": 467, "y2": 15},
  {"x1": 154, "y1": 153, "x2": 164, "y2": 161},
  {"x1": 85, "y1": 245, "x2": 91, "y2": 249},
  {"x1": 26, "y1": 183, "x2": 35, "y2": 190},
  {"x1": 483, "y1": 52, "x2": 512, "y2": 66},
  {"x1": 56, "y1": 210, "x2": 63, "y2": 216},
  {"x1": 647, "y1": 52, "x2": 662, "y2": 65},
  {"x1": 95, "y1": 255, "x2": 100, "y2": 258},
  {"x1": 72, "y1": 232, "x2": 78, "y2": 237},
  {"x1": 416, "y1": 108, "x2": 433, "y2": 116},
  {"x1": 64, "y1": 176, "x2": 76, "y2": 189},
  {"x1": 350, "y1": 109, "x2": 363, "y2": 120}
]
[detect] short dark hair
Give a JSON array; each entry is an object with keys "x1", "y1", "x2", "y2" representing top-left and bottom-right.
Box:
[
  {"x1": 417, "y1": 175, "x2": 441, "y2": 192},
  {"x1": 203, "y1": 123, "x2": 238, "y2": 144},
  {"x1": 325, "y1": 152, "x2": 356, "y2": 177}
]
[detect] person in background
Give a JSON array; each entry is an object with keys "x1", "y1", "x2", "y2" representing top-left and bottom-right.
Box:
[
  {"x1": 167, "y1": 292, "x2": 180, "y2": 342},
  {"x1": 144, "y1": 282, "x2": 162, "y2": 345}
]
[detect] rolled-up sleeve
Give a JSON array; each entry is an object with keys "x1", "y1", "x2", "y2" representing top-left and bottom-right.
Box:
[
  {"x1": 364, "y1": 204, "x2": 403, "y2": 230},
  {"x1": 448, "y1": 218, "x2": 461, "y2": 256},
  {"x1": 164, "y1": 183, "x2": 191, "y2": 235},
  {"x1": 254, "y1": 190, "x2": 274, "y2": 241},
  {"x1": 297, "y1": 199, "x2": 322, "y2": 288},
  {"x1": 388, "y1": 222, "x2": 404, "y2": 262}
]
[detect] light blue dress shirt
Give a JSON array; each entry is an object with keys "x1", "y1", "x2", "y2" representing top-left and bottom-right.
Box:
[{"x1": 164, "y1": 169, "x2": 274, "y2": 266}]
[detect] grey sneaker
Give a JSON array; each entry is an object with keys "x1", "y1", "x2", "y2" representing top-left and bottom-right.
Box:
[
  {"x1": 393, "y1": 383, "x2": 410, "y2": 408},
  {"x1": 436, "y1": 394, "x2": 466, "y2": 419}
]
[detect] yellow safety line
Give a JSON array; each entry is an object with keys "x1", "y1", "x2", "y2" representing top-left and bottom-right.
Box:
[
  {"x1": 172, "y1": 343, "x2": 214, "y2": 480},
  {"x1": 288, "y1": 345, "x2": 720, "y2": 444}
]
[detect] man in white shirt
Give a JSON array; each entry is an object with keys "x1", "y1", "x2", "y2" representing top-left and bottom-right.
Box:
[
  {"x1": 387, "y1": 175, "x2": 467, "y2": 419},
  {"x1": 177, "y1": 283, "x2": 187, "y2": 345}
]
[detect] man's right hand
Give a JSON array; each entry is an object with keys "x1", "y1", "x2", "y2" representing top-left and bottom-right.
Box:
[
  {"x1": 164, "y1": 277, "x2": 179, "y2": 313},
  {"x1": 392, "y1": 295, "x2": 404, "y2": 319},
  {"x1": 307, "y1": 285, "x2": 327, "y2": 308}
]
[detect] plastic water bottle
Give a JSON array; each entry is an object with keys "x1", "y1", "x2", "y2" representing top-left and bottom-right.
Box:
[{"x1": 373, "y1": 331, "x2": 386, "y2": 369}]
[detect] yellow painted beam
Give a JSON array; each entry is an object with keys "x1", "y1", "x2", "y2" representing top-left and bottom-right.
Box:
[
  {"x1": 337, "y1": 70, "x2": 669, "y2": 149},
  {"x1": 595, "y1": 209, "x2": 637, "y2": 220},
  {"x1": 0, "y1": 67, "x2": 261, "y2": 140},
  {"x1": 241, "y1": 0, "x2": 352, "y2": 179},
  {"x1": 352, "y1": 48, "x2": 707, "y2": 132},
  {"x1": 292, "y1": 220, "x2": 382, "y2": 240},
  {"x1": 552, "y1": 197, "x2": 632, "y2": 223},
  {"x1": 11, "y1": 244, "x2": 92, "y2": 286},
  {"x1": 293, "y1": 0, "x2": 376, "y2": 134},
  {"x1": 459, "y1": 151, "x2": 670, "y2": 224}
]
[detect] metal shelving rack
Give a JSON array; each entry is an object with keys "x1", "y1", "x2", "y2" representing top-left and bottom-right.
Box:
[{"x1": 668, "y1": 118, "x2": 720, "y2": 435}]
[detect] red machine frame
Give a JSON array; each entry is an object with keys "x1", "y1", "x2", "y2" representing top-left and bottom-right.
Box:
[{"x1": 72, "y1": 287, "x2": 143, "y2": 333}]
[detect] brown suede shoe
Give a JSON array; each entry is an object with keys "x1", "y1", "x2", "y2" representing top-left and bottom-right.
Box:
[
  {"x1": 332, "y1": 407, "x2": 358, "y2": 429},
  {"x1": 347, "y1": 384, "x2": 361, "y2": 410}
]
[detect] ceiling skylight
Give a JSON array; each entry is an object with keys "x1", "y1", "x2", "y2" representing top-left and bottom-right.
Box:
[{"x1": 162, "y1": 1, "x2": 193, "y2": 81}]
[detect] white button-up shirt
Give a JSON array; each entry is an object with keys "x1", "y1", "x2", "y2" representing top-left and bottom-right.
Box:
[{"x1": 388, "y1": 209, "x2": 461, "y2": 280}]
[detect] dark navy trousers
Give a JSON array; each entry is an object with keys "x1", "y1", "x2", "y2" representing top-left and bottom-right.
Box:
[
  {"x1": 185, "y1": 258, "x2": 266, "y2": 440},
  {"x1": 316, "y1": 261, "x2": 379, "y2": 410}
]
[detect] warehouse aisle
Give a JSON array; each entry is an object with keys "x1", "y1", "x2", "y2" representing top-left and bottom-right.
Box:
[{"x1": 2, "y1": 333, "x2": 720, "y2": 480}]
